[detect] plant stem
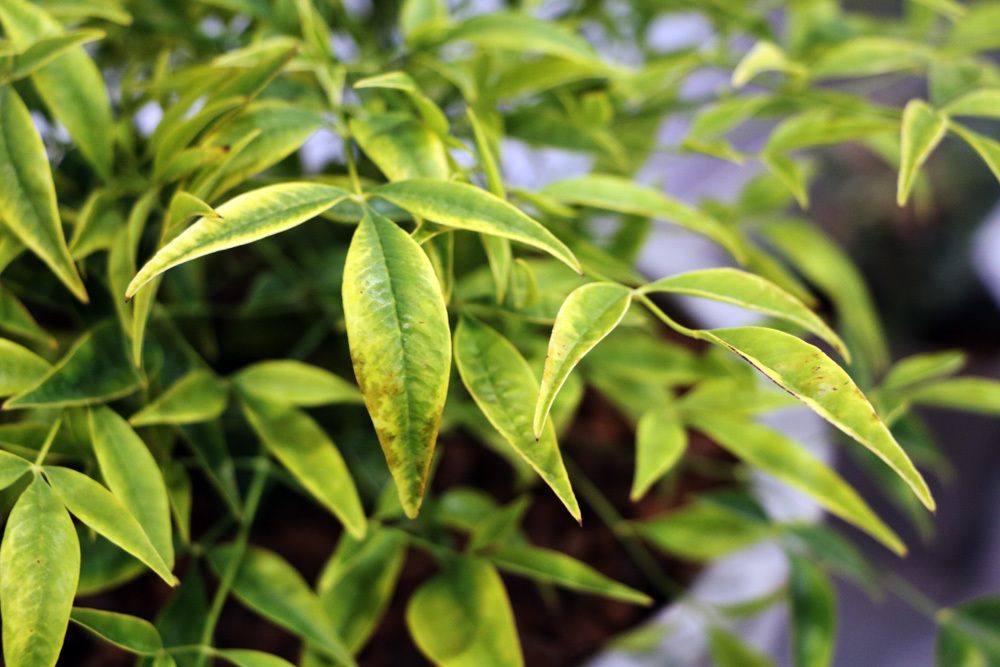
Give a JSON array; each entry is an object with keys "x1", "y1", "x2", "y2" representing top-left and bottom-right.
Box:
[{"x1": 34, "y1": 419, "x2": 62, "y2": 466}]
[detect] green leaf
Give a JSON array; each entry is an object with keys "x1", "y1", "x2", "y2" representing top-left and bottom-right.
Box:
[
  {"x1": 0, "y1": 86, "x2": 87, "y2": 301},
  {"x1": 129, "y1": 369, "x2": 229, "y2": 427},
  {"x1": 897, "y1": 100, "x2": 947, "y2": 205},
  {"x1": 540, "y1": 174, "x2": 748, "y2": 262},
  {"x1": 126, "y1": 183, "x2": 349, "y2": 299},
  {"x1": 442, "y1": 11, "x2": 598, "y2": 64},
  {"x1": 708, "y1": 628, "x2": 776, "y2": 667},
  {"x1": 0, "y1": 0, "x2": 113, "y2": 180},
  {"x1": 374, "y1": 179, "x2": 581, "y2": 272},
  {"x1": 880, "y1": 350, "x2": 966, "y2": 391},
  {"x1": 354, "y1": 72, "x2": 449, "y2": 135},
  {"x1": 487, "y1": 544, "x2": 651, "y2": 605},
  {"x1": 787, "y1": 556, "x2": 836, "y2": 667},
  {"x1": 637, "y1": 500, "x2": 775, "y2": 561},
  {"x1": 88, "y1": 406, "x2": 174, "y2": 568},
  {"x1": 316, "y1": 528, "x2": 408, "y2": 652},
  {"x1": 809, "y1": 37, "x2": 931, "y2": 79},
  {"x1": 949, "y1": 121, "x2": 1000, "y2": 183},
  {"x1": 239, "y1": 397, "x2": 366, "y2": 539},
  {"x1": 690, "y1": 414, "x2": 903, "y2": 553},
  {"x1": 677, "y1": 377, "x2": 797, "y2": 415},
  {"x1": 0, "y1": 449, "x2": 31, "y2": 489},
  {"x1": 4, "y1": 321, "x2": 142, "y2": 409},
  {"x1": 534, "y1": 282, "x2": 631, "y2": 436},
  {"x1": 69, "y1": 607, "x2": 162, "y2": 656},
  {"x1": 642, "y1": 268, "x2": 848, "y2": 360},
  {"x1": 698, "y1": 326, "x2": 934, "y2": 511},
  {"x1": 631, "y1": 407, "x2": 687, "y2": 501},
  {"x1": 454, "y1": 318, "x2": 580, "y2": 522},
  {"x1": 732, "y1": 41, "x2": 801, "y2": 87},
  {"x1": 407, "y1": 557, "x2": 524, "y2": 667},
  {"x1": 936, "y1": 596, "x2": 1000, "y2": 666},
  {"x1": 400, "y1": 0, "x2": 448, "y2": 41},
  {"x1": 0, "y1": 337, "x2": 51, "y2": 396},
  {"x1": 214, "y1": 649, "x2": 296, "y2": 667},
  {"x1": 43, "y1": 466, "x2": 176, "y2": 586},
  {"x1": 1, "y1": 477, "x2": 79, "y2": 667},
  {"x1": 350, "y1": 113, "x2": 449, "y2": 181},
  {"x1": 206, "y1": 544, "x2": 355, "y2": 667},
  {"x1": 342, "y1": 208, "x2": 451, "y2": 519},
  {"x1": 0, "y1": 29, "x2": 105, "y2": 85},
  {"x1": 942, "y1": 88, "x2": 1000, "y2": 119},
  {"x1": 907, "y1": 377, "x2": 1000, "y2": 415},
  {"x1": 233, "y1": 359, "x2": 362, "y2": 406}
]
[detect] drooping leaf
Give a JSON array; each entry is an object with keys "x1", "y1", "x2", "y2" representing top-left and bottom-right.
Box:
[
  {"x1": 534, "y1": 282, "x2": 631, "y2": 436},
  {"x1": 0, "y1": 86, "x2": 87, "y2": 301},
  {"x1": 540, "y1": 174, "x2": 747, "y2": 262},
  {"x1": 0, "y1": 337, "x2": 51, "y2": 396},
  {"x1": 88, "y1": 406, "x2": 174, "y2": 568},
  {"x1": 206, "y1": 545, "x2": 355, "y2": 667},
  {"x1": 406, "y1": 557, "x2": 524, "y2": 667},
  {"x1": 487, "y1": 544, "x2": 651, "y2": 605},
  {"x1": 787, "y1": 556, "x2": 836, "y2": 667},
  {"x1": 697, "y1": 326, "x2": 933, "y2": 510},
  {"x1": 126, "y1": 183, "x2": 349, "y2": 298},
  {"x1": 631, "y1": 407, "x2": 687, "y2": 501},
  {"x1": 129, "y1": 369, "x2": 229, "y2": 427},
  {"x1": 374, "y1": 179, "x2": 581, "y2": 272},
  {"x1": 897, "y1": 99, "x2": 947, "y2": 206},
  {"x1": 239, "y1": 397, "x2": 366, "y2": 539},
  {"x1": 342, "y1": 209, "x2": 451, "y2": 518},
  {"x1": 69, "y1": 607, "x2": 162, "y2": 656},
  {"x1": 43, "y1": 466, "x2": 176, "y2": 586},
  {"x1": 5, "y1": 321, "x2": 142, "y2": 409},
  {"x1": 638, "y1": 500, "x2": 775, "y2": 561},
  {"x1": 233, "y1": 359, "x2": 362, "y2": 406},
  {"x1": 0, "y1": 477, "x2": 80, "y2": 667},
  {"x1": 454, "y1": 318, "x2": 580, "y2": 522}
]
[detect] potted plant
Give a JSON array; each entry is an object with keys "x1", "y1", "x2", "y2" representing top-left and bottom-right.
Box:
[{"x1": 0, "y1": 1, "x2": 998, "y2": 666}]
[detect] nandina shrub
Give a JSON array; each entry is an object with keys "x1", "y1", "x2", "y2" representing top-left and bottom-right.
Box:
[{"x1": 0, "y1": 0, "x2": 998, "y2": 665}]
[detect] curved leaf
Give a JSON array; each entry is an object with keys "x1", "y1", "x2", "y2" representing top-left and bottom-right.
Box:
[
  {"x1": 897, "y1": 99, "x2": 947, "y2": 206},
  {"x1": 215, "y1": 649, "x2": 296, "y2": 667},
  {"x1": 70, "y1": 607, "x2": 162, "y2": 656},
  {"x1": 126, "y1": 182, "x2": 349, "y2": 298},
  {"x1": 637, "y1": 500, "x2": 775, "y2": 561},
  {"x1": 1, "y1": 477, "x2": 80, "y2": 667},
  {"x1": 454, "y1": 318, "x2": 580, "y2": 521},
  {"x1": 442, "y1": 11, "x2": 598, "y2": 64},
  {"x1": 129, "y1": 369, "x2": 229, "y2": 427},
  {"x1": 350, "y1": 113, "x2": 449, "y2": 181},
  {"x1": 0, "y1": 283, "x2": 57, "y2": 347},
  {"x1": 642, "y1": 268, "x2": 848, "y2": 359},
  {"x1": 0, "y1": 337, "x2": 51, "y2": 396},
  {"x1": 233, "y1": 359, "x2": 362, "y2": 406},
  {"x1": 631, "y1": 408, "x2": 687, "y2": 501},
  {"x1": 374, "y1": 179, "x2": 581, "y2": 272},
  {"x1": 0, "y1": 86, "x2": 86, "y2": 301},
  {"x1": 788, "y1": 556, "x2": 837, "y2": 667},
  {"x1": 534, "y1": 282, "x2": 631, "y2": 436},
  {"x1": 907, "y1": 377, "x2": 1000, "y2": 414},
  {"x1": 342, "y1": 209, "x2": 451, "y2": 518}
]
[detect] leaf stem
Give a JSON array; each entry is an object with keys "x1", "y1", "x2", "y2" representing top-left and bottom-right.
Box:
[{"x1": 34, "y1": 419, "x2": 62, "y2": 466}]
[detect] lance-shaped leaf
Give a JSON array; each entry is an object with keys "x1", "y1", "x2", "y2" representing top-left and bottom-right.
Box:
[
  {"x1": 897, "y1": 100, "x2": 947, "y2": 206},
  {"x1": 943, "y1": 88, "x2": 1000, "y2": 120},
  {"x1": 637, "y1": 500, "x2": 775, "y2": 561},
  {"x1": 89, "y1": 406, "x2": 174, "y2": 568},
  {"x1": 442, "y1": 10, "x2": 599, "y2": 64},
  {"x1": 0, "y1": 29, "x2": 105, "y2": 85},
  {"x1": 126, "y1": 183, "x2": 349, "y2": 298},
  {"x1": 4, "y1": 321, "x2": 142, "y2": 409},
  {"x1": 949, "y1": 122, "x2": 1000, "y2": 184},
  {"x1": 407, "y1": 557, "x2": 524, "y2": 667},
  {"x1": 631, "y1": 407, "x2": 687, "y2": 501},
  {"x1": 70, "y1": 607, "x2": 162, "y2": 656},
  {"x1": 906, "y1": 377, "x2": 1000, "y2": 414},
  {"x1": 642, "y1": 268, "x2": 848, "y2": 359},
  {"x1": 454, "y1": 318, "x2": 580, "y2": 521},
  {"x1": 316, "y1": 528, "x2": 408, "y2": 652},
  {"x1": 374, "y1": 180, "x2": 581, "y2": 272},
  {"x1": 0, "y1": 283, "x2": 56, "y2": 347},
  {"x1": 487, "y1": 544, "x2": 651, "y2": 605},
  {"x1": 240, "y1": 397, "x2": 366, "y2": 539},
  {"x1": 698, "y1": 326, "x2": 934, "y2": 510},
  {"x1": 534, "y1": 282, "x2": 631, "y2": 436},
  {"x1": 342, "y1": 209, "x2": 451, "y2": 519},
  {"x1": 233, "y1": 359, "x2": 362, "y2": 407},
  {"x1": 690, "y1": 414, "x2": 903, "y2": 554},
  {"x1": 709, "y1": 628, "x2": 776, "y2": 667},
  {"x1": 0, "y1": 0, "x2": 113, "y2": 180},
  {"x1": 0, "y1": 449, "x2": 31, "y2": 489},
  {"x1": 788, "y1": 556, "x2": 836, "y2": 667},
  {"x1": 207, "y1": 545, "x2": 355, "y2": 667},
  {"x1": 129, "y1": 369, "x2": 229, "y2": 427},
  {"x1": 44, "y1": 466, "x2": 177, "y2": 586},
  {"x1": 880, "y1": 350, "x2": 966, "y2": 391},
  {"x1": 540, "y1": 174, "x2": 747, "y2": 262},
  {"x1": 351, "y1": 113, "x2": 450, "y2": 181},
  {"x1": 936, "y1": 596, "x2": 1000, "y2": 666},
  {"x1": 1, "y1": 477, "x2": 80, "y2": 667},
  {"x1": 215, "y1": 649, "x2": 296, "y2": 667},
  {"x1": 0, "y1": 337, "x2": 51, "y2": 396},
  {"x1": 0, "y1": 86, "x2": 87, "y2": 301}
]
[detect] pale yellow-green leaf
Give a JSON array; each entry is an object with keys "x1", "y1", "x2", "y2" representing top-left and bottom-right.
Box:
[
  {"x1": 129, "y1": 369, "x2": 229, "y2": 427},
  {"x1": 948, "y1": 122, "x2": 1000, "y2": 184},
  {"x1": 233, "y1": 359, "x2": 362, "y2": 406},
  {"x1": 631, "y1": 407, "x2": 687, "y2": 501},
  {"x1": 897, "y1": 99, "x2": 947, "y2": 205},
  {"x1": 732, "y1": 41, "x2": 801, "y2": 87},
  {"x1": 69, "y1": 607, "x2": 162, "y2": 656},
  {"x1": 942, "y1": 88, "x2": 1000, "y2": 119},
  {"x1": 907, "y1": 377, "x2": 1000, "y2": 415},
  {"x1": 342, "y1": 209, "x2": 451, "y2": 518},
  {"x1": 0, "y1": 29, "x2": 105, "y2": 85},
  {"x1": 534, "y1": 282, "x2": 631, "y2": 436},
  {"x1": 0, "y1": 449, "x2": 31, "y2": 490},
  {"x1": 809, "y1": 37, "x2": 931, "y2": 79},
  {"x1": 638, "y1": 500, "x2": 775, "y2": 561},
  {"x1": 350, "y1": 113, "x2": 450, "y2": 181},
  {"x1": 0, "y1": 337, "x2": 51, "y2": 396}
]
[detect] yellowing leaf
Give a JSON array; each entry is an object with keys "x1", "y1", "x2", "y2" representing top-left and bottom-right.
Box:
[
  {"x1": 374, "y1": 179, "x2": 581, "y2": 272},
  {"x1": 442, "y1": 11, "x2": 598, "y2": 64},
  {"x1": 70, "y1": 607, "x2": 162, "y2": 656},
  {"x1": 233, "y1": 359, "x2": 362, "y2": 406},
  {"x1": 454, "y1": 318, "x2": 580, "y2": 521},
  {"x1": 732, "y1": 41, "x2": 801, "y2": 87},
  {"x1": 129, "y1": 369, "x2": 229, "y2": 427},
  {"x1": 0, "y1": 86, "x2": 87, "y2": 302},
  {"x1": 534, "y1": 282, "x2": 631, "y2": 436},
  {"x1": 350, "y1": 113, "x2": 449, "y2": 181},
  {"x1": 342, "y1": 209, "x2": 451, "y2": 518},
  {"x1": 642, "y1": 268, "x2": 848, "y2": 360},
  {"x1": 631, "y1": 408, "x2": 687, "y2": 501},
  {"x1": 126, "y1": 182, "x2": 349, "y2": 298},
  {"x1": 897, "y1": 99, "x2": 947, "y2": 206},
  {"x1": 0, "y1": 478, "x2": 79, "y2": 667},
  {"x1": 407, "y1": 557, "x2": 524, "y2": 667}
]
